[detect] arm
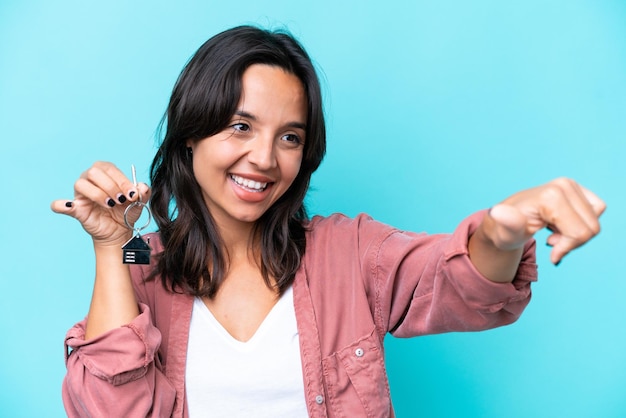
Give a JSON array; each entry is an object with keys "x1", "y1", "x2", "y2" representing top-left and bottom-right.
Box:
[
  {"x1": 385, "y1": 178, "x2": 604, "y2": 336},
  {"x1": 86, "y1": 244, "x2": 140, "y2": 338},
  {"x1": 309, "y1": 180, "x2": 603, "y2": 339},
  {"x1": 373, "y1": 212, "x2": 537, "y2": 338},
  {"x1": 307, "y1": 213, "x2": 537, "y2": 340},
  {"x1": 53, "y1": 162, "x2": 176, "y2": 416},
  {"x1": 468, "y1": 178, "x2": 605, "y2": 283},
  {"x1": 51, "y1": 161, "x2": 149, "y2": 338}
]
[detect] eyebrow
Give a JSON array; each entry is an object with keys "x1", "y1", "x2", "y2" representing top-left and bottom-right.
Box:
[{"x1": 234, "y1": 110, "x2": 307, "y2": 131}]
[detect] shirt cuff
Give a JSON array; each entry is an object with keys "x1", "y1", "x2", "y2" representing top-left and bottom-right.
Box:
[
  {"x1": 64, "y1": 303, "x2": 162, "y2": 386},
  {"x1": 442, "y1": 210, "x2": 538, "y2": 313}
]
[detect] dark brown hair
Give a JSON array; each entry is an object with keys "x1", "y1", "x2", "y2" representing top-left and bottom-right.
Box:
[{"x1": 149, "y1": 25, "x2": 326, "y2": 297}]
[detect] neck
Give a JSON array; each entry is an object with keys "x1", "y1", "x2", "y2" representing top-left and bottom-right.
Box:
[{"x1": 216, "y1": 219, "x2": 261, "y2": 265}]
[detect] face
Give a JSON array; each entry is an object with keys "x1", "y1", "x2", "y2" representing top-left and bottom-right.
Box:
[{"x1": 188, "y1": 64, "x2": 307, "y2": 233}]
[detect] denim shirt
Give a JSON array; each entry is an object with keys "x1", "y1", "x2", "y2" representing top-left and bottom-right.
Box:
[{"x1": 63, "y1": 211, "x2": 537, "y2": 417}]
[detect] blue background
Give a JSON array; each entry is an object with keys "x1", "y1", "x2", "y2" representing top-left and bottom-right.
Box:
[{"x1": 1, "y1": 1, "x2": 625, "y2": 417}]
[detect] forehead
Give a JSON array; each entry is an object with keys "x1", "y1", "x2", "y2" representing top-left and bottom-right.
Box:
[{"x1": 238, "y1": 64, "x2": 307, "y2": 122}]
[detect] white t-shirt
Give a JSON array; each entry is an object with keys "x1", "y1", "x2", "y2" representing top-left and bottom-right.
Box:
[{"x1": 185, "y1": 286, "x2": 308, "y2": 417}]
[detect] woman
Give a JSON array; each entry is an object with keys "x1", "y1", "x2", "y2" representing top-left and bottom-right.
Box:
[{"x1": 52, "y1": 25, "x2": 605, "y2": 417}]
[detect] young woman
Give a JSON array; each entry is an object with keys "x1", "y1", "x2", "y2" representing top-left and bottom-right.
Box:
[{"x1": 52, "y1": 25, "x2": 605, "y2": 417}]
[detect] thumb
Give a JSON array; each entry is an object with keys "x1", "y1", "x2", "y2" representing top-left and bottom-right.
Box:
[
  {"x1": 138, "y1": 182, "x2": 152, "y2": 202},
  {"x1": 50, "y1": 199, "x2": 76, "y2": 216},
  {"x1": 484, "y1": 204, "x2": 534, "y2": 251}
]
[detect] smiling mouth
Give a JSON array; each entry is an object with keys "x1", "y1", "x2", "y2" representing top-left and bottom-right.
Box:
[{"x1": 230, "y1": 174, "x2": 269, "y2": 192}]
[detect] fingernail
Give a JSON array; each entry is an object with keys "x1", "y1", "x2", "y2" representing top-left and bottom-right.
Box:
[
  {"x1": 554, "y1": 260, "x2": 561, "y2": 267},
  {"x1": 106, "y1": 198, "x2": 116, "y2": 207},
  {"x1": 129, "y1": 191, "x2": 136, "y2": 199},
  {"x1": 65, "y1": 201, "x2": 73, "y2": 208},
  {"x1": 487, "y1": 207, "x2": 493, "y2": 216},
  {"x1": 118, "y1": 194, "x2": 127, "y2": 204},
  {"x1": 546, "y1": 242, "x2": 553, "y2": 247}
]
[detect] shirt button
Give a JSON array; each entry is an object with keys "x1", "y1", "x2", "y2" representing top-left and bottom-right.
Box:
[
  {"x1": 315, "y1": 395, "x2": 324, "y2": 404},
  {"x1": 355, "y1": 348, "x2": 364, "y2": 357}
]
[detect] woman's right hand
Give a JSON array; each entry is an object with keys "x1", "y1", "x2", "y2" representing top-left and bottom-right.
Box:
[{"x1": 51, "y1": 161, "x2": 152, "y2": 247}]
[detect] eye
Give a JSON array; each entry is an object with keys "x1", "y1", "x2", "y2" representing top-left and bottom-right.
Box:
[
  {"x1": 281, "y1": 133, "x2": 303, "y2": 145},
  {"x1": 231, "y1": 122, "x2": 250, "y2": 132}
]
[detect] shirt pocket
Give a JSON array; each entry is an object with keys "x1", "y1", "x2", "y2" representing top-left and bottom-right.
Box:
[{"x1": 321, "y1": 330, "x2": 392, "y2": 418}]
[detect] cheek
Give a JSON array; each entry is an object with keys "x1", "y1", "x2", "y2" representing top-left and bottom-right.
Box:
[
  {"x1": 193, "y1": 143, "x2": 231, "y2": 173},
  {"x1": 284, "y1": 154, "x2": 303, "y2": 184}
]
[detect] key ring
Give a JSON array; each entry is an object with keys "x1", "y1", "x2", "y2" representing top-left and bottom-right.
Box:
[
  {"x1": 123, "y1": 165, "x2": 152, "y2": 234},
  {"x1": 123, "y1": 201, "x2": 152, "y2": 233},
  {"x1": 121, "y1": 165, "x2": 153, "y2": 265}
]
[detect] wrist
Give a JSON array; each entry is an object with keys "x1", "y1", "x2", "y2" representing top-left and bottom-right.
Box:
[
  {"x1": 92, "y1": 230, "x2": 133, "y2": 252},
  {"x1": 468, "y1": 221, "x2": 524, "y2": 283}
]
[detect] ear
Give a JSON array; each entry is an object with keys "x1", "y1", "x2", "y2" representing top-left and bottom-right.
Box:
[{"x1": 186, "y1": 140, "x2": 193, "y2": 156}]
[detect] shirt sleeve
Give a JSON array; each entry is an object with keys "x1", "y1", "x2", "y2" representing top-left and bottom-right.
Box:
[
  {"x1": 370, "y1": 210, "x2": 537, "y2": 338},
  {"x1": 62, "y1": 303, "x2": 177, "y2": 417}
]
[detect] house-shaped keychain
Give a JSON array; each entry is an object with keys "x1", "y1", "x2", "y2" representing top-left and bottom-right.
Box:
[{"x1": 122, "y1": 234, "x2": 151, "y2": 264}]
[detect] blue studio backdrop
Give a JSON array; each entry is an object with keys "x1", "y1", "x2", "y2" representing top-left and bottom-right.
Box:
[{"x1": 1, "y1": 1, "x2": 625, "y2": 417}]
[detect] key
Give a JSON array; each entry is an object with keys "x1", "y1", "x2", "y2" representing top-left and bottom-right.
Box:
[
  {"x1": 121, "y1": 165, "x2": 153, "y2": 265},
  {"x1": 122, "y1": 234, "x2": 152, "y2": 265}
]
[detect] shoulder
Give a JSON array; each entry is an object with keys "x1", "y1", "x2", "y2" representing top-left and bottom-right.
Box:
[
  {"x1": 306, "y1": 212, "x2": 390, "y2": 232},
  {"x1": 306, "y1": 212, "x2": 398, "y2": 239},
  {"x1": 304, "y1": 213, "x2": 402, "y2": 257}
]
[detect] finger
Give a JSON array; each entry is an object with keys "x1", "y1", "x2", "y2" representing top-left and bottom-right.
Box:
[
  {"x1": 136, "y1": 182, "x2": 152, "y2": 202},
  {"x1": 550, "y1": 235, "x2": 582, "y2": 265},
  {"x1": 544, "y1": 225, "x2": 580, "y2": 265},
  {"x1": 129, "y1": 181, "x2": 152, "y2": 205},
  {"x1": 80, "y1": 164, "x2": 131, "y2": 207},
  {"x1": 94, "y1": 162, "x2": 141, "y2": 203},
  {"x1": 547, "y1": 179, "x2": 601, "y2": 237},
  {"x1": 579, "y1": 185, "x2": 607, "y2": 217},
  {"x1": 50, "y1": 199, "x2": 76, "y2": 215},
  {"x1": 546, "y1": 231, "x2": 561, "y2": 248},
  {"x1": 75, "y1": 176, "x2": 122, "y2": 209},
  {"x1": 533, "y1": 181, "x2": 601, "y2": 264},
  {"x1": 50, "y1": 197, "x2": 96, "y2": 226},
  {"x1": 566, "y1": 181, "x2": 602, "y2": 234},
  {"x1": 544, "y1": 210, "x2": 595, "y2": 265}
]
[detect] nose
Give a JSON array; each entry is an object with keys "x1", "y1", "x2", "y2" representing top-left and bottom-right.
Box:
[{"x1": 247, "y1": 133, "x2": 277, "y2": 170}]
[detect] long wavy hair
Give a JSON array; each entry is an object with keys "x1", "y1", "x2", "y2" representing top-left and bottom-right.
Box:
[{"x1": 149, "y1": 26, "x2": 326, "y2": 297}]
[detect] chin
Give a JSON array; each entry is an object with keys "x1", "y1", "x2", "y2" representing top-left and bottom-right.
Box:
[{"x1": 232, "y1": 211, "x2": 266, "y2": 224}]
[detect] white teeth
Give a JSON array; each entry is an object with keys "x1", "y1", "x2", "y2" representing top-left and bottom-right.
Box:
[{"x1": 231, "y1": 175, "x2": 268, "y2": 191}]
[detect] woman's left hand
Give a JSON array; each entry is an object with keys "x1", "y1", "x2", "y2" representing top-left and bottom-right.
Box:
[
  {"x1": 479, "y1": 177, "x2": 606, "y2": 266},
  {"x1": 469, "y1": 177, "x2": 605, "y2": 282}
]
